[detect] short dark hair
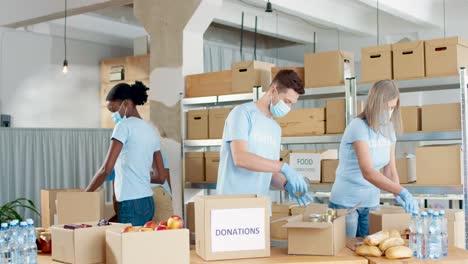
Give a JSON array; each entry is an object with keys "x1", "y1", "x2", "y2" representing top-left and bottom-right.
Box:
[
  {"x1": 106, "y1": 81, "x2": 149, "y2": 106},
  {"x1": 271, "y1": 69, "x2": 305, "y2": 95}
]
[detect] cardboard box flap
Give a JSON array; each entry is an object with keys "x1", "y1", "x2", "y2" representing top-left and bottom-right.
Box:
[
  {"x1": 283, "y1": 220, "x2": 333, "y2": 229},
  {"x1": 185, "y1": 152, "x2": 204, "y2": 158},
  {"x1": 393, "y1": 40, "x2": 424, "y2": 52},
  {"x1": 419, "y1": 143, "x2": 461, "y2": 149},
  {"x1": 204, "y1": 152, "x2": 220, "y2": 158},
  {"x1": 362, "y1": 44, "x2": 392, "y2": 55},
  {"x1": 426, "y1": 37, "x2": 468, "y2": 49},
  {"x1": 272, "y1": 203, "x2": 294, "y2": 214}
]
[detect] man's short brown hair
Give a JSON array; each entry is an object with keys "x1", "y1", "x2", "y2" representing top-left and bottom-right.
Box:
[{"x1": 271, "y1": 69, "x2": 305, "y2": 95}]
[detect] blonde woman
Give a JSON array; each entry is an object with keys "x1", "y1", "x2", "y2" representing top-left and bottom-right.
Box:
[{"x1": 329, "y1": 80, "x2": 419, "y2": 237}]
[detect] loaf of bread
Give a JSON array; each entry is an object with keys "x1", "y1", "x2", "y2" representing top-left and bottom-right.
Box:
[
  {"x1": 389, "y1": 230, "x2": 401, "y2": 238},
  {"x1": 356, "y1": 245, "x2": 383, "y2": 257},
  {"x1": 385, "y1": 246, "x2": 413, "y2": 259},
  {"x1": 379, "y1": 237, "x2": 405, "y2": 252},
  {"x1": 364, "y1": 230, "x2": 390, "y2": 246}
]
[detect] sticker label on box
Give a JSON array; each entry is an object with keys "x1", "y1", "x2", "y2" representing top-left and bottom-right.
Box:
[
  {"x1": 211, "y1": 208, "x2": 265, "y2": 252},
  {"x1": 289, "y1": 153, "x2": 321, "y2": 182}
]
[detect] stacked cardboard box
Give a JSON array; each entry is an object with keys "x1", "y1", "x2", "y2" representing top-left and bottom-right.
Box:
[
  {"x1": 361, "y1": 44, "x2": 393, "y2": 83},
  {"x1": 232, "y1": 61, "x2": 274, "y2": 93},
  {"x1": 187, "y1": 108, "x2": 232, "y2": 140},
  {"x1": 304, "y1": 50, "x2": 354, "y2": 88},
  {"x1": 325, "y1": 99, "x2": 363, "y2": 134},
  {"x1": 416, "y1": 144, "x2": 462, "y2": 186},
  {"x1": 276, "y1": 108, "x2": 325, "y2": 137},
  {"x1": 185, "y1": 152, "x2": 220, "y2": 183},
  {"x1": 393, "y1": 40, "x2": 425, "y2": 80},
  {"x1": 271, "y1": 67, "x2": 304, "y2": 82},
  {"x1": 421, "y1": 103, "x2": 460, "y2": 132},
  {"x1": 185, "y1": 71, "x2": 232, "y2": 98},
  {"x1": 287, "y1": 150, "x2": 338, "y2": 183},
  {"x1": 425, "y1": 37, "x2": 468, "y2": 77},
  {"x1": 400, "y1": 106, "x2": 422, "y2": 133},
  {"x1": 321, "y1": 159, "x2": 339, "y2": 183}
]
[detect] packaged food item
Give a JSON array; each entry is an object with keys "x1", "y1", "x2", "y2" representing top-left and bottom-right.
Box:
[
  {"x1": 63, "y1": 224, "x2": 92, "y2": 230},
  {"x1": 40, "y1": 231, "x2": 52, "y2": 253},
  {"x1": 364, "y1": 230, "x2": 390, "y2": 246},
  {"x1": 97, "y1": 219, "x2": 110, "y2": 226}
]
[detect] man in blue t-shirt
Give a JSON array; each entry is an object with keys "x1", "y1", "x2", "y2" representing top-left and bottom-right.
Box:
[{"x1": 216, "y1": 70, "x2": 311, "y2": 206}]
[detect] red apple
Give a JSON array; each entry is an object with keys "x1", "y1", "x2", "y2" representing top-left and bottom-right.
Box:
[
  {"x1": 156, "y1": 224, "x2": 168, "y2": 231},
  {"x1": 167, "y1": 215, "x2": 184, "y2": 229},
  {"x1": 122, "y1": 226, "x2": 137, "y2": 233},
  {"x1": 143, "y1": 221, "x2": 157, "y2": 230},
  {"x1": 159, "y1": 220, "x2": 167, "y2": 226}
]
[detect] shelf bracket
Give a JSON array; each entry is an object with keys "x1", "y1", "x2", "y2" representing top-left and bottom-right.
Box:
[
  {"x1": 458, "y1": 67, "x2": 468, "y2": 249},
  {"x1": 345, "y1": 77, "x2": 357, "y2": 125}
]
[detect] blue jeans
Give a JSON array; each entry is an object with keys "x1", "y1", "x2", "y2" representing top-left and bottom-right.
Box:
[
  {"x1": 118, "y1": 196, "x2": 155, "y2": 226},
  {"x1": 329, "y1": 202, "x2": 379, "y2": 237}
]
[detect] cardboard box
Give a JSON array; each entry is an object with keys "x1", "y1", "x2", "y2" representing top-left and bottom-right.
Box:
[
  {"x1": 396, "y1": 157, "x2": 416, "y2": 184},
  {"x1": 325, "y1": 99, "x2": 363, "y2": 134},
  {"x1": 445, "y1": 209, "x2": 466, "y2": 249},
  {"x1": 41, "y1": 189, "x2": 81, "y2": 228},
  {"x1": 421, "y1": 103, "x2": 461, "y2": 132},
  {"x1": 106, "y1": 228, "x2": 190, "y2": 264},
  {"x1": 41, "y1": 189, "x2": 105, "y2": 228},
  {"x1": 361, "y1": 44, "x2": 393, "y2": 83},
  {"x1": 205, "y1": 152, "x2": 220, "y2": 183},
  {"x1": 52, "y1": 222, "x2": 129, "y2": 264},
  {"x1": 425, "y1": 37, "x2": 468, "y2": 77},
  {"x1": 208, "y1": 108, "x2": 231, "y2": 139},
  {"x1": 195, "y1": 194, "x2": 270, "y2": 261},
  {"x1": 401, "y1": 106, "x2": 421, "y2": 133},
  {"x1": 185, "y1": 71, "x2": 232, "y2": 98},
  {"x1": 284, "y1": 204, "x2": 346, "y2": 256},
  {"x1": 416, "y1": 144, "x2": 462, "y2": 185},
  {"x1": 369, "y1": 209, "x2": 411, "y2": 235},
  {"x1": 392, "y1": 40, "x2": 425, "y2": 80},
  {"x1": 276, "y1": 108, "x2": 325, "y2": 137},
  {"x1": 186, "y1": 202, "x2": 195, "y2": 234},
  {"x1": 231, "y1": 61, "x2": 274, "y2": 93},
  {"x1": 321, "y1": 159, "x2": 339, "y2": 183},
  {"x1": 185, "y1": 152, "x2": 205, "y2": 183},
  {"x1": 270, "y1": 203, "x2": 294, "y2": 240},
  {"x1": 288, "y1": 150, "x2": 338, "y2": 183},
  {"x1": 187, "y1": 110, "x2": 209, "y2": 139},
  {"x1": 271, "y1": 67, "x2": 304, "y2": 82},
  {"x1": 279, "y1": 150, "x2": 290, "y2": 163},
  {"x1": 304, "y1": 50, "x2": 354, "y2": 88}
]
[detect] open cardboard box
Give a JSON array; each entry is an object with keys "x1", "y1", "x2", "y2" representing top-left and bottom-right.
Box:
[
  {"x1": 51, "y1": 222, "x2": 129, "y2": 264},
  {"x1": 283, "y1": 204, "x2": 347, "y2": 256}
]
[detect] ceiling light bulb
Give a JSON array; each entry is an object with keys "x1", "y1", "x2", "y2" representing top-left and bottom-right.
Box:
[
  {"x1": 265, "y1": 1, "x2": 273, "y2": 12},
  {"x1": 62, "y1": 59, "x2": 68, "y2": 74}
]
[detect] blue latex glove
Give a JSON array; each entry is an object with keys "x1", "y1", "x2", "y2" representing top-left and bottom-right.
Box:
[
  {"x1": 398, "y1": 189, "x2": 419, "y2": 213},
  {"x1": 105, "y1": 170, "x2": 115, "y2": 182},
  {"x1": 285, "y1": 181, "x2": 312, "y2": 207},
  {"x1": 280, "y1": 163, "x2": 308, "y2": 195}
]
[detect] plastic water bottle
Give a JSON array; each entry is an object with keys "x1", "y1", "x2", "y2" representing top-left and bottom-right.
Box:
[
  {"x1": 8, "y1": 221, "x2": 18, "y2": 264},
  {"x1": 25, "y1": 219, "x2": 37, "y2": 264},
  {"x1": 0, "y1": 223, "x2": 10, "y2": 264},
  {"x1": 427, "y1": 209, "x2": 434, "y2": 218},
  {"x1": 417, "y1": 211, "x2": 429, "y2": 259},
  {"x1": 16, "y1": 222, "x2": 28, "y2": 264},
  {"x1": 428, "y1": 212, "x2": 442, "y2": 259},
  {"x1": 409, "y1": 211, "x2": 419, "y2": 256},
  {"x1": 439, "y1": 211, "x2": 448, "y2": 257}
]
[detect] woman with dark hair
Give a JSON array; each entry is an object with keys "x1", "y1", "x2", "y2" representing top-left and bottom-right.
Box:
[{"x1": 85, "y1": 81, "x2": 166, "y2": 226}]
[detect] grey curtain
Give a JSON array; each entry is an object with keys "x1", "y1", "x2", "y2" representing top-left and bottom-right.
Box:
[{"x1": 0, "y1": 128, "x2": 113, "y2": 225}]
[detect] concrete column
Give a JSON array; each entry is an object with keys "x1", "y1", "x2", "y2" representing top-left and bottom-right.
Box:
[{"x1": 134, "y1": 0, "x2": 222, "y2": 215}]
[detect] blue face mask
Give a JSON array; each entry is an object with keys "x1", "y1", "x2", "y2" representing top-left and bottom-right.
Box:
[
  {"x1": 111, "y1": 102, "x2": 127, "y2": 124},
  {"x1": 270, "y1": 90, "x2": 290, "y2": 118}
]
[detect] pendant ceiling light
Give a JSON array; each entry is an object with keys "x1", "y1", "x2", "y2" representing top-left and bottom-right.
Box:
[
  {"x1": 62, "y1": 0, "x2": 68, "y2": 74},
  {"x1": 265, "y1": 0, "x2": 273, "y2": 13}
]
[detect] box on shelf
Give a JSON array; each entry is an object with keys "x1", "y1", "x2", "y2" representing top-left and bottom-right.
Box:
[
  {"x1": 287, "y1": 150, "x2": 338, "y2": 183},
  {"x1": 283, "y1": 204, "x2": 346, "y2": 256},
  {"x1": 125, "y1": 55, "x2": 150, "y2": 81},
  {"x1": 425, "y1": 37, "x2": 468, "y2": 77},
  {"x1": 279, "y1": 150, "x2": 290, "y2": 163},
  {"x1": 231, "y1": 61, "x2": 274, "y2": 93},
  {"x1": 421, "y1": 103, "x2": 461, "y2": 132},
  {"x1": 321, "y1": 159, "x2": 339, "y2": 183},
  {"x1": 369, "y1": 209, "x2": 411, "y2": 235},
  {"x1": 361, "y1": 44, "x2": 393, "y2": 83},
  {"x1": 185, "y1": 71, "x2": 232, "y2": 98},
  {"x1": 270, "y1": 203, "x2": 295, "y2": 240},
  {"x1": 271, "y1": 67, "x2": 305, "y2": 82},
  {"x1": 276, "y1": 108, "x2": 325, "y2": 137},
  {"x1": 187, "y1": 110, "x2": 209, "y2": 139},
  {"x1": 41, "y1": 189, "x2": 105, "y2": 228},
  {"x1": 52, "y1": 222, "x2": 129, "y2": 264},
  {"x1": 195, "y1": 194, "x2": 270, "y2": 261},
  {"x1": 185, "y1": 152, "x2": 205, "y2": 183},
  {"x1": 416, "y1": 144, "x2": 462, "y2": 185},
  {"x1": 304, "y1": 50, "x2": 354, "y2": 88},
  {"x1": 106, "y1": 228, "x2": 190, "y2": 264},
  {"x1": 208, "y1": 108, "x2": 231, "y2": 139},
  {"x1": 392, "y1": 40, "x2": 425, "y2": 80},
  {"x1": 400, "y1": 106, "x2": 421, "y2": 133},
  {"x1": 396, "y1": 157, "x2": 416, "y2": 184},
  {"x1": 205, "y1": 152, "x2": 220, "y2": 183},
  {"x1": 325, "y1": 99, "x2": 363, "y2": 134},
  {"x1": 100, "y1": 57, "x2": 126, "y2": 83},
  {"x1": 186, "y1": 202, "x2": 195, "y2": 234}
]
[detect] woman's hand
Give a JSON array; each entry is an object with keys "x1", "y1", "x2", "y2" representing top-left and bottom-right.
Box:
[{"x1": 85, "y1": 139, "x2": 123, "y2": 192}]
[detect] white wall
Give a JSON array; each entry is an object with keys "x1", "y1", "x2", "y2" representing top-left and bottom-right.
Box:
[{"x1": 0, "y1": 27, "x2": 132, "y2": 128}]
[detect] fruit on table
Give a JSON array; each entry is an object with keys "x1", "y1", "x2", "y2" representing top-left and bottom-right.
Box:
[
  {"x1": 364, "y1": 230, "x2": 389, "y2": 246},
  {"x1": 379, "y1": 237, "x2": 405, "y2": 252},
  {"x1": 139, "y1": 227, "x2": 154, "y2": 232},
  {"x1": 355, "y1": 245, "x2": 382, "y2": 257},
  {"x1": 143, "y1": 221, "x2": 158, "y2": 230},
  {"x1": 385, "y1": 246, "x2": 412, "y2": 259},
  {"x1": 156, "y1": 224, "x2": 168, "y2": 231},
  {"x1": 167, "y1": 215, "x2": 184, "y2": 229},
  {"x1": 122, "y1": 226, "x2": 137, "y2": 233}
]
